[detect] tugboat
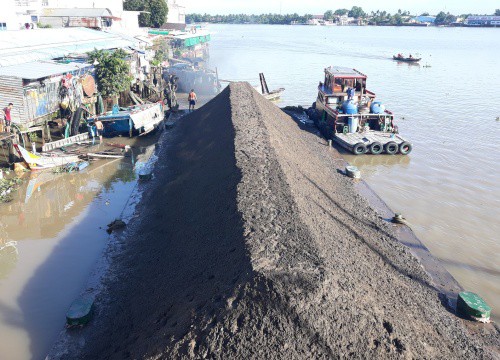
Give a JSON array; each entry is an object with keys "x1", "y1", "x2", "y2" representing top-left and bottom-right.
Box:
[{"x1": 312, "y1": 66, "x2": 412, "y2": 155}]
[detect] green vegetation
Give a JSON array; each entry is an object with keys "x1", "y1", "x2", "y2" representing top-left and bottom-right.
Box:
[
  {"x1": 435, "y1": 12, "x2": 457, "y2": 25},
  {"x1": 150, "y1": 38, "x2": 169, "y2": 66},
  {"x1": 37, "y1": 22, "x2": 52, "y2": 28},
  {"x1": 87, "y1": 49, "x2": 132, "y2": 97},
  {"x1": 187, "y1": 7, "x2": 499, "y2": 26},
  {"x1": 0, "y1": 178, "x2": 22, "y2": 203},
  {"x1": 187, "y1": 13, "x2": 314, "y2": 25},
  {"x1": 124, "y1": 0, "x2": 168, "y2": 28}
]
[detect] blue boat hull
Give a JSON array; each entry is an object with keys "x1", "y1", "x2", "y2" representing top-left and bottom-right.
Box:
[{"x1": 102, "y1": 118, "x2": 134, "y2": 137}]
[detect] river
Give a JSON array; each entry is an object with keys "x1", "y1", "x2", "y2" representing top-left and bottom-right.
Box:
[
  {"x1": 208, "y1": 24, "x2": 499, "y2": 320},
  {"x1": 0, "y1": 136, "x2": 159, "y2": 360},
  {"x1": 0, "y1": 24, "x2": 498, "y2": 360}
]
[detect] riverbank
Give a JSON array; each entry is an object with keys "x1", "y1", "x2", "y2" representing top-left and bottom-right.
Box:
[{"x1": 48, "y1": 83, "x2": 498, "y2": 359}]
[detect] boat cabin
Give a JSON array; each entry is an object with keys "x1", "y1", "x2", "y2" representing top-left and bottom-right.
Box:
[
  {"x1": 315, "y1": 66, "x2": 396, "y2": 138},
  {"x1": 317, "y1": 66, "x2": 375, "y2": 107}
]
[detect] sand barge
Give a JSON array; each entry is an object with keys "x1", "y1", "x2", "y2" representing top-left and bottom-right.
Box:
[{"x1": 52, "y1": 83, "x2": 498, "y2": 359}]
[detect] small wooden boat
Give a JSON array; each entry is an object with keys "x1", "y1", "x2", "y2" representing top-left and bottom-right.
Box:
[
  {"x1": 393, "y1": 55, "x2": 421, "y2": 63},
  {"x1": 263, "y1": 88, "x2": 285, "y2": 101},
  {"x1": 257, "y1": 73, "x2": 285, "y2": 101},
  {"x1": 14, "y1": 144, "x2": 81, "y2": 170},
  {"x1": 86, "y1": 102, "x2": 164, "y2": 138}
]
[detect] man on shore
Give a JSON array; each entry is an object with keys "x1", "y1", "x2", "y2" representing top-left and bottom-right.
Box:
[
  {"x1": 3, "y1": 103, "x2": 13, "y2": 133},
  {"x1": 94, "y1": 118, "x2": 104, "y2": 142},
  {"x1": 188, "y1": 89, "x2": 197, "y2": 112}
]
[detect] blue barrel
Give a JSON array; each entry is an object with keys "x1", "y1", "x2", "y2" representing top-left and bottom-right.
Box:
[
  {"x1": 370, "y1": 101, "x2": 385, "y2": 114},
  {"x1": 342, "y1": 100, "x2": 358, "y2": 115}
]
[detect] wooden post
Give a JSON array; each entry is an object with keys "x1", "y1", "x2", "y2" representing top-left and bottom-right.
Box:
[
  {"x1": 41, "y1": 127, "x2": 46, "y2": 146},
  {"x1": 46, "y1": 123, "x2": 52, "y2": 142},
  {"x1": 8, "y1": 136, "x2": 17, "y2": 164}
]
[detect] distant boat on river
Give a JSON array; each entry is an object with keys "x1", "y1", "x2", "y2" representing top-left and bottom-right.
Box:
[{"x1": 393, "y1": 55, "x2": 421, "y2": 63}]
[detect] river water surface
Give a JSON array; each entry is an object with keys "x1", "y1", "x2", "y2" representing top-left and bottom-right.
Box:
[
  {"x1": 0, "y1": 25, "x2": 498, "y2": 360},
  {"x1": 0, "y1": 137, "x2": 159, "y2": 360},
  {"x1": 208, "y1": 24, "x2": 499, "y2": 319}
]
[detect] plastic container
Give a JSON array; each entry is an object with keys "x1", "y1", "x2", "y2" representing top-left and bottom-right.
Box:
[
  {"x1": 370, "y1": 101, "x2": 385, "y2": 114},
  {"x1": 348, "y1": 117, "x2": 359, "y2": 133},
  {"x1": 342, "y1": 100, "x2": 358, "y2": 115}
]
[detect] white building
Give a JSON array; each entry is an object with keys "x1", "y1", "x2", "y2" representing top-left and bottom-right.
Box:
[
  {"x1": 165, "y1": 0, "x2": 186, "y2": 29},
  {"x1": 6, "y1": 0, "x2": 141, "y2": 33},
  {"x1": 0, "y1": 0, "x2": 19, "y2": 30}
]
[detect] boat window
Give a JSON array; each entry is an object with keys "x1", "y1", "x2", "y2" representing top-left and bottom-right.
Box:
[{"x1": 326, "y1": 97, "x2": 337, "y2": 104}]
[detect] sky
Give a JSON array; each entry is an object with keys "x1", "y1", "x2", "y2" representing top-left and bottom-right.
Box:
[{"x1": 184, "y1": 0, "x2": 499, "y2": 15}]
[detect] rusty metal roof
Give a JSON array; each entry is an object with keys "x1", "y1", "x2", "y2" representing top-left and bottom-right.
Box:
[
  {"x1": 41, "y1": 8, "x2": 113, "y2": 18},
  {"x1": 0, "y1": 27, "x2": 138, "y2": 67},
  {"x1": 325, "y1": 66, "x2": 367, "y2": 79},
  {"x1": 0, "y1": 61, "x2": 91, "y2": 79}
]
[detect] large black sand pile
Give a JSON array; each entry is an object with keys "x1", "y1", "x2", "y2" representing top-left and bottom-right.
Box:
[{"x1": 53, "y1": 83, "x2": 498, "y2": 359}]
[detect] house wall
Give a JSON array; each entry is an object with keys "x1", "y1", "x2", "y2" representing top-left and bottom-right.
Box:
[
  {"x1": 166, "y1": 0, "x2": 186, "y2": 25},
  {"x1": 0, "y1": 76, "x2": 25, "y2": 124},
  {"x1": 1, "y1": 0, "x2": 21, "y2": 30}
]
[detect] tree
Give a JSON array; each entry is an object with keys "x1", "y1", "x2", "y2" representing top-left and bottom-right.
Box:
[
  {"x1": 124, "y1": 0, "x2": 168, "y2": 28},
  {"x1": 391, "y1": 13, "x2": 403, "y2": 25},
  {"x1": 435, "y1": 11, "x2": 456, "y2": 25},
  {"x1": 324, "y1": 10, "x2": 333, "y2": 20},
  {"x1": 420, "y1": 12, "x2": 430, "y2": 16},
  {"x1": 348, "y1": 6, "x2": 365, "y2": 19},
  {"x1": 495, "y1": 9, "x2": 500, "y2": 16},
  {"x1": 435, "y1": 11, "x2": 447, "y2": 24},
  {"x1": 88, "y1": 49, "x2": 132, "y2": 98},
  {"x1": 334, "y1": 9, "x2": 349, "y2": 16}
]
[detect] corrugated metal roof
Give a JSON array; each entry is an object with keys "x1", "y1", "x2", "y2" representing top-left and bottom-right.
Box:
[
  {"x1": 325, "y1": 67, "x2": 366, "y2": 78},
  {"x1": 0, "y1": 27, "x2": 138, "y2": 67},
  {"x1": 41, "y1": 8, "x2": 113, "y2": 18},
  {"x1": 0, "y1": 61, "x2": 92, "y2": 79}
]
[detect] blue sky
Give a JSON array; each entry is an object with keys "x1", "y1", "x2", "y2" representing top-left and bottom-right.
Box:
[{"x1": 185, "y1": 0, "x2": 499, "y2": 15}]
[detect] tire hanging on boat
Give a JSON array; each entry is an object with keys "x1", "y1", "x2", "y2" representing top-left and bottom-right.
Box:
[
  {"x1": 370, "y1": 141, "x2": 383, "y2": 155},
  {"x1": 399, "y1": 141, "x2": 412, "y2": 155},
  {"x1": 353, "y1": 142, "x2": 367, "y2": 155},
  {"x1": 385, "y1": 141, "x2": 398, "y2": 155}
]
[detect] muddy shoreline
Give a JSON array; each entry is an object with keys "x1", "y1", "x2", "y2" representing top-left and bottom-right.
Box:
[{"x1": 48, "y1": 83, "x2": 498, "y2": 359}]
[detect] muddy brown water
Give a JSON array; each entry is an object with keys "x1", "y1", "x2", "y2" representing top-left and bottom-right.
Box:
[
  {"x1": 0, "y1": 134, "x2": 162, "y2": 360},
  {"x1": 209, "y1": 24, "x2": 499, "y2": 322}
]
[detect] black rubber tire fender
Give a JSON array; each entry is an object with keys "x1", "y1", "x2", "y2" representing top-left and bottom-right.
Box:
[
  {"x1": 370, "y1": 141, "x2": 383, "y2": 155},
  {"x1": 353, "y1": 142, "x2": 367, "y2": 155},
  {"x1": 399, "y1": 141, "x2": 412, "y2": 155},
  {"x1": 385, "y1": 141, "x2": 398, "y2": 155}
]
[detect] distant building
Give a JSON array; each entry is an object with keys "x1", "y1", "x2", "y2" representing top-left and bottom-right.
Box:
[
  {"x1": 337, "y1": 15, "x2": 357, "y2": 26},
  {"x1": 412, "y1": 16, "x2": 436, "y2": 24},
  {"x1": 465, "y1": 16, "x2": 500, "y2": 27},
  {"x1": 39, "y1": 8, "x2": 116, "y2": 29},
  {"x1": 0, "y1": 0, "x2": 18, "y2": 30},
  {"x1": 8, "y1": 0, "x2": 139, "y2": 32},
  {"x1": 164, "y1": 0, "x2": 186, "y2": 30}
]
